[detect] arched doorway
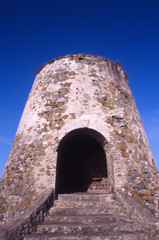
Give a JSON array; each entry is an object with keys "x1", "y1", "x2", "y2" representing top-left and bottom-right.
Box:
[{"x1": 55, "y1": 128, "x2": 108, "y2": 195}]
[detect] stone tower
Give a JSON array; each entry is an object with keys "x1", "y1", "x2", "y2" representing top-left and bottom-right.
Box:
[{"x1": 0, "y1": 54, "x2": 158, "y2": 227}]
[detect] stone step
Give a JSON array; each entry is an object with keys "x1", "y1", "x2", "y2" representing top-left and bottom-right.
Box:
[
  {"x1": 24, "y1": 231, "x2": 151, "y2": 240},
  {"x1": 49, "y1": 206, "x2": 122, "y2": 215},
  {"x1": 54, "y1": 199, "x2": 116, "y2": 208},
  {"x1": 23, "y1": 192, "x2": 156, "y2": 240},
  {"x1": 44, "y1": 213, "x2": 128, "y2": 224},
  {"x1": 36, "y1": 221, "x2": 149, "y2": 235},
  {"x1": 57, "y1": 193, "x2": 115, "y2": 202}
]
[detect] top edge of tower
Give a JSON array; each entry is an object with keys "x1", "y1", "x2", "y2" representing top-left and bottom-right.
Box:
[{"x1": 36, "y1": 53, "x2": 128, "y2": 80}]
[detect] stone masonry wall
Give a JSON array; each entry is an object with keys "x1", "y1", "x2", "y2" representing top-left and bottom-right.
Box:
[{"x1": 0, "y1": 54, "x2": 158, "y2": 227}]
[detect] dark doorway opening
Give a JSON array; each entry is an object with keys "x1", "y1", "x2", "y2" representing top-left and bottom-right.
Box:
[{"x1": 55, "y1": 129, "x2": 108, "y2": 195}]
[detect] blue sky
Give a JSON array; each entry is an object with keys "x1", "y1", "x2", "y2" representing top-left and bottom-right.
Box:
[{"x1": 0, "y1": 0, "x2": 159, "y2": 178}]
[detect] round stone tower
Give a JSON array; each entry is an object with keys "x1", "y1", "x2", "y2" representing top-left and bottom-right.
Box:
[{"x1": 0, "y1": 54, "x2": 159, "y2": 227}]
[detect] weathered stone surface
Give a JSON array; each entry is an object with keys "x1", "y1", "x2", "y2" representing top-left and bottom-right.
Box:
[
  {"x1": 23, "y1": 191, "x2": 158, "y2": 240},
  {"x1": 0, "y1": 188, "x2": 54, "y2": 240},
  {"x1": 0, "y1": 53, "x2": 158, "y2": 228}
]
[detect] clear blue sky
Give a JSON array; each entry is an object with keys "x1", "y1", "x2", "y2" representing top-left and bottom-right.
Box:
[{"x1": 0, "y1": 0, "x2": 159, "y2": 178}]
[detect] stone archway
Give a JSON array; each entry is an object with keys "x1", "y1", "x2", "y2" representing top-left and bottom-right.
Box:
[{"x1": 55, "y1": 128, "x2": 109, "y2": 195}]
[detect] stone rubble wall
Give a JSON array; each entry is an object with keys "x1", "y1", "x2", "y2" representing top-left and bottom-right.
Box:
[
  {"x1": 115, "y1": 189, "x2": 159, "y2": 236},
  {"x1": 0, "y1": 54, "x2": 158, "y2": 227},
  {"x1": 0, "y1": 188, "x2": 54, "y2": 240}
]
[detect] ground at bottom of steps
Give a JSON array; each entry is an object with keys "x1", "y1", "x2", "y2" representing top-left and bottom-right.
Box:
[{"x1": 24, "y1": 231, "x2": 153, "y2": 240}]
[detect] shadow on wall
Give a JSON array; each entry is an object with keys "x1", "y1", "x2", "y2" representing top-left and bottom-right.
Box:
[{"x1": 55, "y1": 128, "x2": 108, "y2": 195}]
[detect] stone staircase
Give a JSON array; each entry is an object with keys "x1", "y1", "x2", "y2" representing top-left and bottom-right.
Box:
[{"x1": 24, "y1": 192, "x2": 156, "y2": 240}]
